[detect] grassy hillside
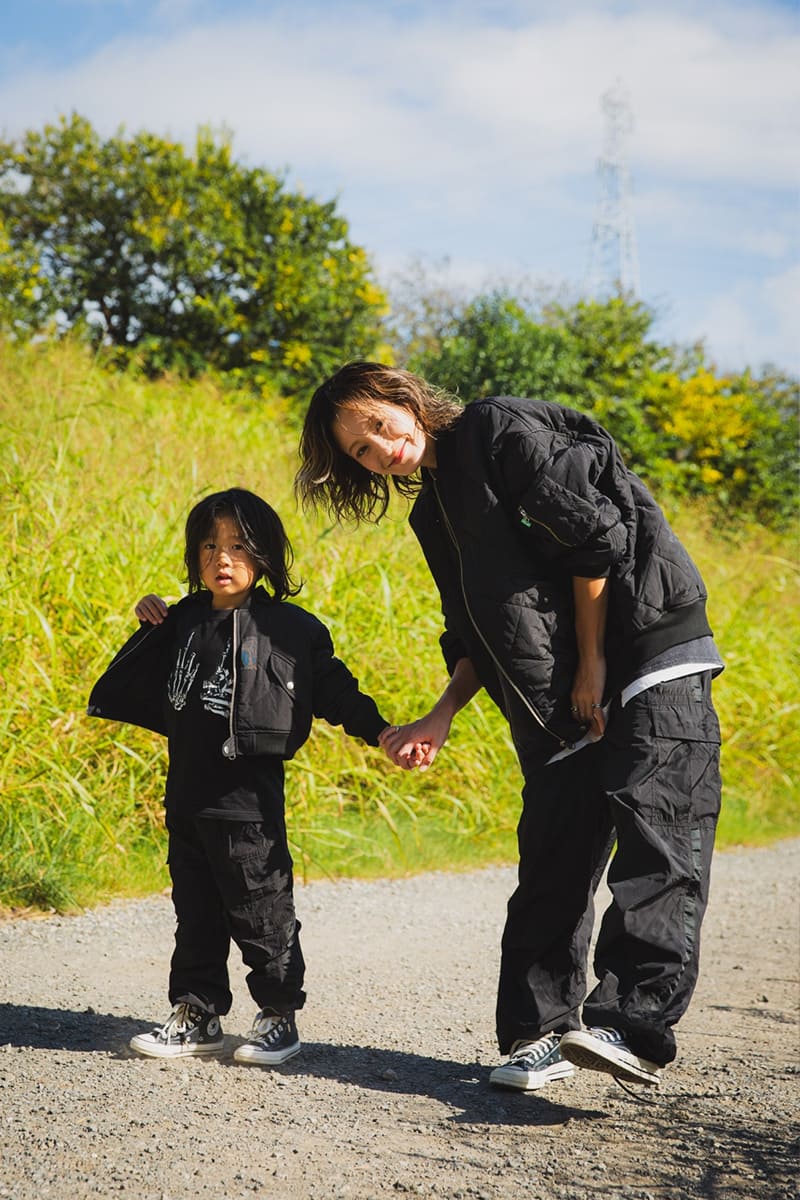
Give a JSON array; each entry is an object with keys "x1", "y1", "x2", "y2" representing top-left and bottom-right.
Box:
[{"x1": 1, "y1": 341, "x2": 797, "y2": 912}]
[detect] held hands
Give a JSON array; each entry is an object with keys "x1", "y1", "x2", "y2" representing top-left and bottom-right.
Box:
[
  {"x1": 378, "y1": 707, "x2": 454, "y2": 772},
  {"x1": 379, "y1": 662, "x2": 475, "y2": 772},
  {"x1": 135, "y1": 594, "x2": 169, "y2": 625}
]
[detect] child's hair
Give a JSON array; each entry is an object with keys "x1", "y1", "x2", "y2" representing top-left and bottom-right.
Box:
[
  {"x1": 295, "y1": 361, "x2": 463, "y2": 524},
  {"x1": 184, "y1": 488, "x2": 301, "y2": 601}
]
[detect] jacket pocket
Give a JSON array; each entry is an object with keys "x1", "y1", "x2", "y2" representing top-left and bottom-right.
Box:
[{"x1": 264, "y1": 649, "x2": 297, "y2": 732}]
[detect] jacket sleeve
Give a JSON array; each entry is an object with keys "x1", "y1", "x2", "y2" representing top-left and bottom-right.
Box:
[
  {"x1": 86, "y1": 618, "x2": 172, "y2": 735},
  {"x1": 308, "y1": 621, "x2": 388, "y2": 746},
  {"x1": 488, "y1": 403, "x2": 630, "y2": 577},
  {"x1": 439, "y1": 625, "x2": 469, "y2": 676}
]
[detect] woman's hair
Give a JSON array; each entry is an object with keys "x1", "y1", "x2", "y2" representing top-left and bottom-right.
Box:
[
  {"x1": 296, "y1": 361, "x2": 463, "y2": 523},
  {"x1": 184, "y1": 488, "x2": 301, "y2": 601}
]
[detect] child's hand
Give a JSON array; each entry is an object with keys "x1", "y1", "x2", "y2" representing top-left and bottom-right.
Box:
[
  {"x1": 379, "y1": 721, "x2": 440, "y2": 772},
  {"x1": 135, "y1": 594, "x2": 168, "y2": 625},
  {"x1": 401, "y1": 742, "x2": 431, "y2": 769}
]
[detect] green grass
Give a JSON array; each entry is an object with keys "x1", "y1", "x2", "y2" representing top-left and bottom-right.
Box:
[
  {"x1": 679, "y1": 517, "x2": 799, "y2": 845},
  {"x1": 1, "y1": 340, "x2": 797, "y2": 912}
]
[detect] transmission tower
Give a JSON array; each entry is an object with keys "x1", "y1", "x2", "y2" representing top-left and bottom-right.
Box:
[{"x1": 586, "y1": 81, "x2": 640, "y2": 298}]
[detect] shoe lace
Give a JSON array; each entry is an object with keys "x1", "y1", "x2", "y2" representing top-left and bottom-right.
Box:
[
  {"x1": 247, "y1": 1011, "x2": 284, "y2": 1043},
  {"x1": 160, "y1": 1003, "x2": 200, "y2": 1041},
  {"x1": 614, "y1": 1077, "x2": 661, "y2": 1105},
  {"x1": 587, "y1": 1026, "x2": 626, "y2": 1047},
  {"x1": 507, "y1": 1034, "x2": 559, "y2": 1066}
]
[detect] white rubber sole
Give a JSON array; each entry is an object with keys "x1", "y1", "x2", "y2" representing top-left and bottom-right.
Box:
[
  {"x1": 129, "y1": 1036, "x2": 225, "y2": 1059},
  {"x1": 233, "y1": 1040, "x2": 301, "y2": 1067},
  {"x1": 489, "y1": 1060, "x2": 575, "y2": 1091},
  {"x1": 559, "y1": 1031, "x2": 661, "y2": 1086}
]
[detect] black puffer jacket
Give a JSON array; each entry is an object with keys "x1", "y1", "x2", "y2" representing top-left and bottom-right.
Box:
[
  {"x1": 409, "y1": 396, "x2": 712, "y2": 752},
  {"x1": 87, "y1": 588, "x2": 388, "y2": 759}
]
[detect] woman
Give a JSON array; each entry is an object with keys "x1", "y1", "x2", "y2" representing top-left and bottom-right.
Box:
[{"x1": 296, "y1": 361, "x2": 723, "y2": 1092}]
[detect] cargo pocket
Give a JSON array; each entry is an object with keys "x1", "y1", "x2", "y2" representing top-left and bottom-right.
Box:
[
  {"x1": 635, "y1": 677, "x2": 721, "y2": 825},
  {"x1": 224, "y1": 821, "x2": 281, "y2": 902}
]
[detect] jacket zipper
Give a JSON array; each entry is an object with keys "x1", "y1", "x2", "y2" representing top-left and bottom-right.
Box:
[
  {"x1": 431, "y1": 477, "x2": 568, "y2": 749},
  {"x1": 517, "y1": 504, "x2": 575, "y2": 547},
  {"x1": 222, "y1": 607, "x2": 239, "y2": 759},
  {"x1": 100, "y1": 623, "x2": 159, "y2": 671}
]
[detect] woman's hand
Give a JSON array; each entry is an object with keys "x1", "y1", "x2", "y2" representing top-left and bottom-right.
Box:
[
  {"x1": 135, "y1": 594, "x2": 168, "y2": 625},
  {"x1": 379, "y1": 657, "x2": 480, "y2": 771},
  {"x1": 379, "y1": 709, "x2": 452, "y2": 772},
  {"x1": 570, "y1": 655, "x2": 608, "y2": 735}
]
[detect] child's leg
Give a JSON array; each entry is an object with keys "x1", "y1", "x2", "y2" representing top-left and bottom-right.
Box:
[
  {"x1": 167, "y1": 816, "x2": 234, "y2": 1015},
  {"x1": 195, "y1": 815, "x2": 306, "y2": 1015}
]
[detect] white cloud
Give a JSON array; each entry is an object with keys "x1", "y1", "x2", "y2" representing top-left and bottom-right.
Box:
[
  {"x1": 693, "y1": 262, "x2": 800, "y2": 373},
  {"x1": 0, "y1": 2, "x2": 797, "y2": 372},
  {"x1": 1, "y1": 6, "x2": 797, "y2": 190}
]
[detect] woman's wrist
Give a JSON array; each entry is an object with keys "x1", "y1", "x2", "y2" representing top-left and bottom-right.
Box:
[{"x1": 576, "y1": 648, "x2": 606, "y2": 667}]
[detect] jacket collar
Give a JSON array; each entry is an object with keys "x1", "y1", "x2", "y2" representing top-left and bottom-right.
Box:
[
  {"x1": 420, "y1": 421, "x2": 460, "y2": 491},
  {"x1": 191, "y1": 585, "x2": 273, "y2": 613}
]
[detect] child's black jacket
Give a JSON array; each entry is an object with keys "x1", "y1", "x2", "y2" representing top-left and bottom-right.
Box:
[{"x1": 87, "y1": 588, "x2": 387, "y2": 759}]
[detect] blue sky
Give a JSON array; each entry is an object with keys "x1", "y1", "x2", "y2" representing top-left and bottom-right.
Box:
[{"x1": 1, "y1": 0, "x2": 798, "y2": 374}]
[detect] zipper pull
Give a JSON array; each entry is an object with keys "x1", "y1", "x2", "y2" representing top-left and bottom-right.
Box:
[
  {"x1": 222, "y1": 736, "x2": 237, "y2": 759},
  {"x1": 518, "y1": 506, "x2": 532, "y2": 528}
]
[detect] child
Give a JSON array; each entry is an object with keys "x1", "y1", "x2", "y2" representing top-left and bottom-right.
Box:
[{"x1": 88, "y1": 488, "x2": 393, "y2": 1065}]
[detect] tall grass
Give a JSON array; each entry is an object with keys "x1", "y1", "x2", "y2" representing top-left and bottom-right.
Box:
[
  {"x1": 678, "y1": 516, "x2": 799, "y2": 845},
  {"x1": 1, "y1": 341, "x2": 797, "y2": 912}
]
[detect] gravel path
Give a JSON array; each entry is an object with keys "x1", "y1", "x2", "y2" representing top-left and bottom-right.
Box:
[{"x1": 1, "y1": 839, "x2": 798, "y2": 1200}]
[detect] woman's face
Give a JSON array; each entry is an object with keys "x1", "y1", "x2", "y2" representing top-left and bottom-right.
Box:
[{"x1": 333, "y1": 401, "x2": 436, "y2": 476}]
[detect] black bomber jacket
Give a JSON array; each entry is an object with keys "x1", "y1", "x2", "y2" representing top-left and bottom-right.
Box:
[
  {"x1": 87, "y1": 588, "x2": 388, "y2": 759},
  {"x1": 409, "y1": 396, "x2": 712, "y2": 753}
]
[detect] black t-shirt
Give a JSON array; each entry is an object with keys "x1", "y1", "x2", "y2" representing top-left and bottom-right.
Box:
[{"x1": 163, "y1": 608, "x2": 284, "y2": 820}]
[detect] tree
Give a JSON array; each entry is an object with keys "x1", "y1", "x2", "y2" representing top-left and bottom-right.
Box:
[
  {"x1": 410, "y1": 292, "x2": 672, "y2": 472},
  {"x1": 732, "y1": 366, "x2": 798, "y2": 525},
  {"x1": 540, "y1": 295, "x2": 680, "y2": 475},
  {"x1": 0, "y1": 114, "x2": 388, "y2": 393},
  {"x1": 409, "y1": 288, "x2": 798, "y2": 524},
  {"x1": 409, "y1": 292, "x2": 577, "y2": 401}
]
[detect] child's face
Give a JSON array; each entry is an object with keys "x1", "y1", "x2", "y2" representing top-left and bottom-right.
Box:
[
  {"x1": 198, "y1": 516, "x2": 258, "y2": 609},
  {"x1": 333, "y1": 401, "x2": 435, "y2": 475}
]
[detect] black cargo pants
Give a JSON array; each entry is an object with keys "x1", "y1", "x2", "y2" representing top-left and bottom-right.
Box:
[
  {"x1": 166, "y1": 811, "x2": 306, "y2": 1016},
  {"x1": 496, "y1": 672, "x2": 721, "y2": 1066}
]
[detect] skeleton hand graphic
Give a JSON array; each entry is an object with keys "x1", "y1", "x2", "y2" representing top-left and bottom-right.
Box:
[
  {"x1": 167, "y1": 635, "x2": 199, "y2": 711},
  {"x1": 202, "y1": 649, "x2": 232, "y2": 717}
]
